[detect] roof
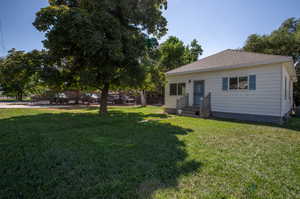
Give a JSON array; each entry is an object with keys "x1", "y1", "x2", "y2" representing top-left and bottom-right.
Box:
[{"x1": 166, "y1": 49, "x2": 293, "y2": 76}]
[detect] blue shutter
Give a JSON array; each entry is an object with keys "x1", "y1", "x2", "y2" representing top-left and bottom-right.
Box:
[
  {"x1": 222, "y1": 77, "x2": 228, "y2": 91},
  {"x1": 249, "y1": 75, "x2": 256, "y2": 90}
]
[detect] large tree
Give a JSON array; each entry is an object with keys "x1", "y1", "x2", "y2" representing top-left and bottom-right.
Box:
[
  {"x1": 33, "y1": 0, "x2": 168, "y2": 115},
  {"x1": 0, "y1": 49, "x2": 42, "y2": 101},
  {"x1": 38, "y1": 53, "x2": 89, "y2": 103}
]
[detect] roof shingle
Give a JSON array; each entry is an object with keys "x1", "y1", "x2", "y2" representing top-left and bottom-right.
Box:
[{"x1": 166, "y1": 49, "x2": 292, "y2": 75}]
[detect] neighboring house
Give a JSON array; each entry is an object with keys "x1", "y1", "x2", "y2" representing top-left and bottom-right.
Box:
[{"x1": 165, "y1": 49, "x2": 297, "y2": 123}]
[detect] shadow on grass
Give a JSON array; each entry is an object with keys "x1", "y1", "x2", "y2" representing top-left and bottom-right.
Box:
[{"x1": 0, "y1": 110, "x2": 200, "y2": 199}]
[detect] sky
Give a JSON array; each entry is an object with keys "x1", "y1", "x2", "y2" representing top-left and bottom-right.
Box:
[{"x1": 0, "y1": 0, "x2": 300, "y2": 58}]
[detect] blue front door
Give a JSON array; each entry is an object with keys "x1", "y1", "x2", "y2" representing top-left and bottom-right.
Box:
[{"x1": 194, "y1": 80, "x2": 205, "y2": 106}]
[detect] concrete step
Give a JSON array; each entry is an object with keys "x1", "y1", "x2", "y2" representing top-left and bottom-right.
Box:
[
  {"x1": 181, "y1": 107, "x2": 200, "y2": 112},
  {"x1": 180, "y1": 113, "x2": 200, "y2": 118},
  {"x1": 181, "y1": 110, "x2": 197, "y2": 115}
]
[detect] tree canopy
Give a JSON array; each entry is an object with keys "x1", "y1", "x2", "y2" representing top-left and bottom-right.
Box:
[
  {"x1": 244, "y1": 17, "x2": 300, "y2": 62},
  {"x1": 138, "y1": 36, "x2": 203, "y2": 105},
  {"x1": 0, "y1": 49, "x2": 42, "y2": 100},
  {"x1": 33, "y1": 0, "x2": 168, "y2": 114},
  {"x1": 158, "y1": 36, "x2": 203, "y2": 72},
  {"x1": 243, "y1": 17, "x2": 300, "y2": 104}
]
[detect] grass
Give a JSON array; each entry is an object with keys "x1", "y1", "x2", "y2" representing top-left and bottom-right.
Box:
[{"x1": 0, "y1": 106, "x2": 299, "y2": 199}]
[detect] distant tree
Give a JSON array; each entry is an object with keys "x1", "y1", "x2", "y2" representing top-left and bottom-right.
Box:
[
  {"x1": 33, "y1": 0, "x2": 168, "y2": 115},
  {"x1": 158, "y1": 36, "x2": 203, "y2": 72},
  {"x1": 0, "y1": 49, "x2": 42, "y2": 101},
  {"x1": 243, "y1": 17, "x2": 300, "y2": 104},
  {"x1": 158, "y1": 36, "x2": 187, "y2": 71},
  {"x1": 138, "y1": 36, "x2": 203, "y2": 106},
  {"x1": 184, "y1": 39, "x2": 203, "y2": 63},
  {"x1": 139, "y1": 37, "x2": 164, "y2": 106},
  {"x1": 244, "y1": 18, "x2": 300, "y2": 62},
  {"x1": 243, "y1": 34, "x2": 270, "y2": 54}
]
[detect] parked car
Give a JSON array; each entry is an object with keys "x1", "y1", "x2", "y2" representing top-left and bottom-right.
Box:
[
  {"x1": 81, "y1": 93, "x2": 99, "y2": 104},
  {"x1": 120, "y1": 95, "x2": 135, "y2": 104},
  {"x1": 49, "y1": 93, "x2": 69, "y2": 105}
]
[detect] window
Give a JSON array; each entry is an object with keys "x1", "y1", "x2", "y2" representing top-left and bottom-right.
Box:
[
  {"x1": 178, "y1": 83, "x2": 186, "y2": 96},
  {"x1": 285, "y1": 77, "x2": 287, "y2": 100},
  {"x1": 223, "y1": 75, "x2": 256, "y2": 91},
  {"x1": 290, "y1": 80, "x2": 293, "y2": 101},
  {"x1": 249, "y1": 75, "x2": 256, "y2": 90},
  {"x1": 238, "y1": 76, "x2": 248, "y2": 89},
  {"x1": 169, "y1": 83, "x2": 186, "y2": 96},
  {"x1": 229, "y1": 77, "x2": 238, "y2": 90},
  {"x1": 170, "y1": 83, "x2": 177, "y2": 96}
]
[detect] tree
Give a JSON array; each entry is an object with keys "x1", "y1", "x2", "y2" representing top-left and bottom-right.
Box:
[
  {"x1": 243, "y1": 34, "x2": 269, "y2": 54},
  {"x1": 33, "y1": 0, "x2": 168, "y2": 115},
  {"x1": 0, "y1": 49, "x2": 42, "y2": 101},
  {"x1": 139, "y1": 36, "x2": 203, "y2": 106},
  {"x1": 243, "y1": 17, "x2": 300, "y2": 104},
  {"x1": 158, "y1": 36, "x2": 187, "y2": 71},
  {"x1": 139, "y1": 37, "x2": 163, "y2": 106},
  {"x1": 158, "y1": 36, "x2": 203, "y2": 72},
  {"x1": 184, "y1": 39, "x2": 203, "y2": 63},
  {"x1": 38, "y1": 54, "x2": 89, "y2": 103},
  {"x1": 244, "y1": 18, "x2": 300, "y2": 62}
]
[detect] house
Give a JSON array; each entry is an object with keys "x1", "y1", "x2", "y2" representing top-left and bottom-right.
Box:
[{"x1": 164, "y1": 49, "x2": 297, "y2": 123}]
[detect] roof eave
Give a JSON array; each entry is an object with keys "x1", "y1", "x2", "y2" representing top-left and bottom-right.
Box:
[{"x1": 166, "y1": 59, "x2": 292, "y2": 77}]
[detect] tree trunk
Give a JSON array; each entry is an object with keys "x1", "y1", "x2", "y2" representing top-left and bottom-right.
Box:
[
  {"x1": 19, "y1": 92, "x2": 23, "y2": 101},
  {"x1": 99, "y1": 82, "x2": 109, "y2": 115},
  {"x1": 161, "y1": 86, "x2": 165, "y2": 105},
  {"x1": 140, "y1": 90, "x2": 147, "y2": 107},
  {"x1": 75, "y1": 90, "x2": 80, "y2": 104},
  {"x1": 16, "y1": 91, "x2": 23, "y2": 101}
]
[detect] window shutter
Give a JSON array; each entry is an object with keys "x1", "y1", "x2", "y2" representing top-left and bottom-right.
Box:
[
  {"x1": 249, "y1": 75, "x2": 256, "y2": 90},
  {"x1": 222, "y1": 77, "x2": 228, "y2": 91}
]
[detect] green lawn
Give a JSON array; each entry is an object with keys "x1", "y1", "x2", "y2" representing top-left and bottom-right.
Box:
[{"x1": 0, "y1": 106, "x2": 299, "y2": 199}]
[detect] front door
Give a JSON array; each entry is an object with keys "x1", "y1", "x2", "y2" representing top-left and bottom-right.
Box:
[{"x1": 194, "y1": 80, "x2": 205, "y2": 106}]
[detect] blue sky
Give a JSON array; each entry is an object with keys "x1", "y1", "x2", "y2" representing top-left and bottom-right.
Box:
[{"x1": 0, "y1": 0, "x2": 300, "y2": 58}]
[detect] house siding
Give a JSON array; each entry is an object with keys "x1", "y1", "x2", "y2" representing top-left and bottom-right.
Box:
[
  {"x1": 165, "y1": 63, "x2": 283, "y2": 117},
  {"x1": 212, "y1": 112, "x2": 282, "y2": 124}
]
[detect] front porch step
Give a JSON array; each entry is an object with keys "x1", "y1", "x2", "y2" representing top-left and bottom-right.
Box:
[
  {"x1": 181, "y1": 110, "x2": 199, "y2": 115},
  {"x1": 181, "y1": 106, "x2": 200, "y2": 111},
  {"x1": 180, "y1": 113, "x2": 200, "y2": 118},
  {"x1": 178, "y1": 107, "x2": 201, "y2": 117}
]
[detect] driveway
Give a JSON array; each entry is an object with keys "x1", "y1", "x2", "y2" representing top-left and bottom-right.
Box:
[{"x1": 0, "y1": 102, "x2": 97, "y2": 109}]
